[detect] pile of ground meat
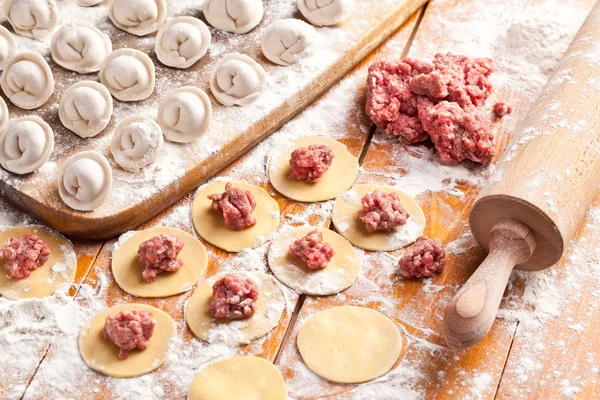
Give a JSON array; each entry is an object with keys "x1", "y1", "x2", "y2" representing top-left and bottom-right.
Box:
[
  {"x1": 102, "y1": 309, "x2": 156, "y2": 360},
  {"x1": 358, "y1": 190, "x2": 410, "y2": 232},
  {"x1": 289, "y1": 230, "x2": 334, "y2": 270},
  {"x1": 208, "y1": 183, "x2": 257, "y2": 230},
  {"x1": 288, "y1": 144, "x2": 335, "y2": 182},
  {"x1": 399, "y1": 236, "x2": 447, "y2": 278},
  {"x1": 137, "y1": 234, "x2": 184, "y2": 283},
  {"x1": 0, "y1": 235, "x2": 51, "y2": 279},
  {"x1": 209, "y1": 273, "x2": 259, "y2": 319}
]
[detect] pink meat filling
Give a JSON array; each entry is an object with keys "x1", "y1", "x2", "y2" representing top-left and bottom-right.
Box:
[
  {"x1": 0, "y1": 235, "x2": 51, "y2": 279},
  {"x1": 137, "y1": 234, "x2": 184, "y2": 283},
  {"x1": 399, "y1": 236, "x2": 447, "y2": 278},
  {"x1": 209, "y1": 273, "x2": 259, "y2": 319},
  {"x1": 289, "y1": 144, "x2": 335, "y2": 182},
  {"x1": 493, "y1": 101, "x2": 512, "y2": 117},
  {"x1": 102, "y1": 309, "x2": 156, "y2": 360},
  {"x1": 289, "y1": 230, "x2": 334, "y2": 270},
  {"x1": 208, "y1": 183, "x2": 257, "y2": 231},
  {"x1": 358, "y1": 190, "x2": 410, "y2": 233}
]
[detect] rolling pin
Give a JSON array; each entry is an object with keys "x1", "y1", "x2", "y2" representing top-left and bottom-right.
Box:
[{"x1": 443, "y1": 1, "x2": 600, "y2": 349}]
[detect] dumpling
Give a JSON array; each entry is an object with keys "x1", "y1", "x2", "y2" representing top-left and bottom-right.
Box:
[
  {"x1": 155, "y1": 17, "x2": 211, "y2": 69},
  {"x1": 3, "y1": 0, "x2": 60, "y2": 40},
  {"x1": 209, "y1": 53, "x2": 267, "y2": 107},
  {"x1": 203, "y1": 0, "x2": 263, "y2": 34},
  {"x1": 77, "y1": 0, "x2": 103, "y2": 6},
  {"x1": 51, "y1": 24, "x2": 112, "y2": 74},
  {"x1": 1, "y1": 52, "x2": 55, "y2": 110},
  {"x1": 58, "y1": 150, "x2": 113, "y2": 212},
  {"x1": 0, "y1": 97, "x2": 8, "y2": 132},
  {"x1": 59, "y1": 81, "x2": 113, "y2": 138},
  {"x1": 110, "y1": 115, "x2": 163, "y2": 172},
  {"x1": 100, "y1": 48, "x2": 155, "y2": 102},
  {"x1": 261, "y1": 19, "x2": 315, "y2": 66},
  {"x1": 158, "y1": 86, "x2": 212, "y2": 143},
  {"x1": 108, "y1": 0, "x2": 166, "y2": 36},
  {"x1": 297, "y1": 0, "x2": 354, "y2": 26},
  {"x1": 0, "y1": 25, "x2": 17, "y2": 71},
  {"x1": 0, "y1": 116, "x2": 54, "y2": 175}
]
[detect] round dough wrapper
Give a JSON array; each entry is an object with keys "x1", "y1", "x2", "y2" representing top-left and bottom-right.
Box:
[
  {"x1": 267, "y1": 226, "x2": 360, "y2": 295},
  {"x1": 332, "y1": 184, "x2": 425, "y2": 251},
  {"x1": 268, "y1": 136, "x2": 359, "y2": 202},
  {"x1": 112, "y1": 227, "x2": 208, "y2": 298},
  {"x1": 79, "y1": 303, "x2": 175, "y2": 378},
  {"x1": 187, "y1": 356, "x2": 287, "y2": 400},
  {"x1": 192, "y1": 181, "x2": 280, "y2": 252},
  {"x1": 186, "y1": 271, "x2": 284, "y2": 345},
  {"x1": 297, "y1": 306, "x2": 403, "y2": 383},
  {"x1": 0, "y1": 225, "x2": 77, "y2": 300}
]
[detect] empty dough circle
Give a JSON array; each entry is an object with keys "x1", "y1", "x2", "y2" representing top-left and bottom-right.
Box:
[
  {"x1": 267, "y1": 226, "x2": 360, "y2": 295},
  {"x1": 100, "y1": 48, "x2": 156, "y2": 102},
  {"x1": 1, "y1": 51, "x2": 55, "y2": 110},
  {"x1": 192, "y1": 181, "x2": 280, "y2": 252},
  {"x1": 261, "y1": 19, "x2": 315, "y2": 66},
  {"x1": 297, "y1": 306, "x2": 402, "y2": 383},
  {"x1": 0, "y1": 225, "x2": 77, "y2": 300},
  {"x1": 155, "y1": 17, "x2": 211, "y2": 69},
  {"x1": 110, "y1": 115, "x2": 163, "y2": 171},
  {"x1": 4, "y1": 0, "x2": 60, "y2": 39},
  {"x1": 186, "y1": 271, "x2": 284, "y2": 345},
  {"x1": 112, "y1": 227, "x2": 208, "y2": 298},
  {"x1": 298, "y1": 0, "x2": 354, "y2": 27},
  {"x1": 108, "y1": 0, "x2": 166, "y2": 36},
  {"x1": 157, "y1": 86, "x2": 212, "y2": 143},
  {"x1": 0, "y1": 97, "x2": 7, "y2": 131},
  {"x1": 0, "y1": 116, "x2": 54, "y2": 175},
  {"x1": 79, "y1": 303, "x2": 176, "y2": 378},
  {"x1": 209, "y1": 53, "x2": 267, "y2": 107},
  {"x1": 187, "y1": 356, "x2": 287, "y2": 400},
  {"x1": 268, "y1": 136, "x2": 359, "y2": 202},
  {"x1": 0, "y1": 25, "x2": 17, "y2": 71},
  {"x1": 59, "y1": 81, "x2": 113, "y2": 138},
  {"x1": 51, "y1": 24, "x2": 112, "y2": 74},
  {"x1": 202, "y1": 0, "x2": 264, "y2": 34}
]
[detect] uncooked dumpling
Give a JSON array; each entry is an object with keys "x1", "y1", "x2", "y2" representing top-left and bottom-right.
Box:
[
  {"x1": 59, "y1": 81, "x2": 113, "y2": 138},
  {"x1": 58, "y1": 150, "x2": 113, "y2": 211},
  {"x1": 155, "y1": 17, "x2": 211, "y2": 69},
  {"x1": 203, "y1": 0, "x2": 263, "y2": 34},
  {"x1": 210, "y1": 53, "x2": 267, "y2": 107},
  {"x1": 158, "y1": 86, "x2": 212, "y2": 143},
  {"x1": 261, "y1": 19, "x2": 315, "y2": 66},
  {"x1": 51, "y1": 24, "x2": 112, "y2": 74},
  {"x1": 100, "y1": 48, "x2": 155, "y2": 102},
  {"x1": 0, "y1": 97, "x2": 8, "y2": 132},
  {"x1": 0, "y1": 25, "x2": 17, "y2": 71},
  {"x1": 0, "y1": 116, "x2": 53, "y2": 175},
  {"x1": 298, "y1": 0, "x2": 353, "y2": 26},
  {"x1": 3, "y1": 0, "x2": 60, "y2": 39},
  {"x1": 108, "y1": 0, "x2": 166, "y2": 36},
  {"x1": 110, "y1": 115, "x2": 163, "y2": 171},
  {"x1": 1, "y1": 52, "x2": 54, "y2": 110}
]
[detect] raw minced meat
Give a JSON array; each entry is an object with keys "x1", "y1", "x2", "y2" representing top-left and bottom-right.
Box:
[
  {"x1": 137, "y1": 234, "x2": 184, "y2": 283},
  {"x1": 289, "y1": 144, "x2": 335, "y2": 182},
  {"x1": 102, "y1": 309, "x2": 156, "y2": 360},
  {"x1": 289, "y1": 230, "x2": 334, "y2": 270},
  {"x1": 399, "y1": 236, "x2": 447, "y2": 278},
  {"x1": 358, "y1": 190, "x2": 410, "y2": 232},
  {"x1": 208, "y1": 183, "x2": 257, "y2": 230},
  {"x1": 493, "y1": 100, "x2": 512, "y2": 117},
  {"x1": 0, "y1": 235, "x2": 51, "y2": 279},
  {"x1": 209, "y1": 273, "x2": 259, "y2": 319}
]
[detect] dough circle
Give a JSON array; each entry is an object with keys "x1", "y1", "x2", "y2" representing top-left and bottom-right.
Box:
[
  {"x1": 332, "y1": 184, "x2": 425, "y2": 251},
  {"x1": 209, "y1": 53, "x2": 267, "y2": 107},
  {"x1": 100, "y1": 48, "x2": 155, "y2": 102},
  {"x1": 0, "y1": 116, "x2": 54, "y2": 175},
  {"x1": 192, "y1": 181, "x2": 280, "y2": 252},
  {"x1": 202, "y1": 0, "x2": 264, "y2": 34},
  {"x1": 268, "y1": 136, "x2": 359, "y2": 202},
  {"x1": 0, "y1": 225, "x2": 77, "y2": 300},
  {"x1": 186, "y1": 271, "x2": 284, "y2": 345},
  {"x1": 261, "y1": 19, "x2": 315, "y2": 66},
  {"x1": 187, "y1": 356, "x2": 288, "y2": 400},
  {"x1": 3, "y1": 0, "x2": 60, "y2": 39},
  {"x1": 1, "y1": 51, "x2": 55, "y2": 110},
  {"x1": 79, "y1": 303, "x2": 176, "y2": 378},
  {"x1": 155, "y1": 16, "x2": 211, "y2": 69},
  {"x1": 298, "y1": 0, "x2": 354, "y2": 27},
  {"x1": 51, "y1": 24, "x2": 113, "y2": 74},
  {"x1": 267, "y1": 226, "x2": 360, "y2": 295},
  {"x1": 59, "y1": 81, "x2": 113, "y2": 138},
  {"x1": 108, "y1": 0, "x2": 166, "y2": 36},
  {"x1": 0, "y1": 25, "x2": 17, "y2": 71},
  {"x1": 297, "y1": 306, "x2": 403, "y2": 383},
  {"x1": 110, "y1": 115, "x2": 163, "y2": 171},
  {"x1": 112, "y1": 227, "x2": 208, "y2": 298},
  {"x1": 0, "y1": 97, "x2": 7, "y2": 132},
  {"x1": 157, "y1": 86, "x2": 212, "y2": 143}
]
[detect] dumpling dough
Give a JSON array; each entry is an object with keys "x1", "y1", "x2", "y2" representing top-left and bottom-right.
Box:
[
  {"x1": 77, "y1": 0, "x2": 103, "y2": 6},
  {"x1": 1, "y1": 52, "x2": 54, "y2": 110},
  {"x1": 100, "y1": 48, "x2": 155, "y2": 102},
  {"x1": 210, "y1": 53, "x2": 267, "y2": 107},
  {"x1": 3, "y1": 0, "x2": 59, "y2": 39},
  {"x1": 157, "y1": 86, "x2": 212, "y2": 143},
  {"x1": 203, "y1": 0, "x2": 263, "y2": 34},
  {"x1": 0, "y1": 225, "x2": 77, "y2": 300},
  {"x1": 267, "y1": 226, "x2": 359, "y2": 295},
  {"x1": 0, "y1": 97, "x2": 8, "y2": 132},
  {"x1": 110, "y1": 115, "x2": 163, "y2": 171},
  {"x1": 0, "y1": 116, "x2": 53, "y2": 175},
  {"x1": 192, "y1": 181, "x2": 280, "y2": 252},
  {"x1": 186, "y1": 272, "x2": 284, "y2": 345},
  {"x1": 261, "y1": 19, "x2": 315, "y2": 66},
  {"x1": 187, "y1": 356, "x2": 288, "y2": 400},
  {"x1": 298, "y1": 0, "x2": 354, "y2": 26},
  {"x1": 58, "y1": 150, "x2": 113, "y2": 212},
  {"x1": 79, "y1": 303, "x2": 176, "y2": 378},
  {"x1": 269, "y1": 136, "x2": 359, "y2": 202},
  {"x1": 108, "y1": 0, "x2": 166, "y2": 36},
  {"x1": 59, "y1": 81, "x2": 113, "y2": 138},
  {"x1": 0, "y1": 25, "x2": 17, "y2": 71},
  {"x1": 51, "y1": 24, "x2": 112, "y2": 74},
  {"x1": 332, "y1": 184, "x2": 426, "y2": 251},
  {"x1": 297, "y1": 306, "x2": 402, "y2": 383},
  {"x1": 155, "y1": 17, "x2": 211, "y2": 69}
]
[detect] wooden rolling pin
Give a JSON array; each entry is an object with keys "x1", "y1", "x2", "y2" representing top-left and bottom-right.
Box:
[{"x1": 443, "y1": 1, "x2": 600, "y2": 349}]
